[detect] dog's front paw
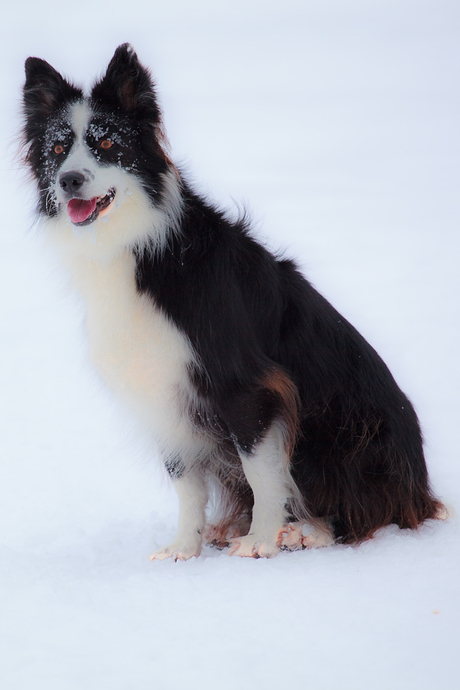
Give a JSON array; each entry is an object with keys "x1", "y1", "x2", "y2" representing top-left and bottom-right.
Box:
[
  {"x1": 228, "y1": 534, "x2": 280, "y2": 558},
  {"x1": 149, "y1": 539, "x2": 201, "y2": 562}
]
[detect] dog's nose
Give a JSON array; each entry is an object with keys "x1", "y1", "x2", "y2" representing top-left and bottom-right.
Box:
[{"x1": 59, "y1": 171, "x2": 86, "y2": 194}]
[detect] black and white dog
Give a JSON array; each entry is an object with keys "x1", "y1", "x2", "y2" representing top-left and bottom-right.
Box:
[{"x1": 22, "y1": 44, "x2": 442, "y2": 560}]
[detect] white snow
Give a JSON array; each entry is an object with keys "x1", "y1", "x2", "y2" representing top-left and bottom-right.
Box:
[{"x1": 1, "y1": 1, "x2": 459, "y2": 688}]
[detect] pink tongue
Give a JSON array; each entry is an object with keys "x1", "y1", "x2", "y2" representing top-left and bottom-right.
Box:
[{"x1": 67, "y1": 198, "x2": 97, "y2": 223}]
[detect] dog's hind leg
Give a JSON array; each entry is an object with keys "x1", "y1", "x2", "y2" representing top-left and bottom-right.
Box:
[
  {"x1": 150, "y1": 470, "x2": 207, "y2": 561},
  {"x1": 228, "y1": 425, "x2": 294, "y2": 558}
]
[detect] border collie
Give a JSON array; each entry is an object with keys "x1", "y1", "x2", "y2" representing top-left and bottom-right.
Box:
[{"x1": 22, "y1": 44, "x2": 442, "y2": 560}]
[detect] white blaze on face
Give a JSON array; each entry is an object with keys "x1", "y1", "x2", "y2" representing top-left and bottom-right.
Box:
[
  {"x1": 55, "y1": 101, "x2": 92, "y2": 181},
  {"x1": 54, "y1": 101, "x2": 116, "y2": 216}
]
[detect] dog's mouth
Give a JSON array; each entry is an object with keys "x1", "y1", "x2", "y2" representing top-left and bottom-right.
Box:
[{"x1": 67, "y1": 189, "x2": 116, "y2": 226}]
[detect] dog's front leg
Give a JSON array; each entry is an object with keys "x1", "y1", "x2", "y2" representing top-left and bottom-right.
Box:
[
  {"x1": 150, "y1": 470, "x2": 207, "y2": 561},
  {"x1": 229, "y1": 425, "x2": 292, "y2": 558}
]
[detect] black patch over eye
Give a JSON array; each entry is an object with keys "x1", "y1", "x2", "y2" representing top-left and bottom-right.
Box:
[{"x1": 100, "y1": 139, "x2": 113, "y2": 149}]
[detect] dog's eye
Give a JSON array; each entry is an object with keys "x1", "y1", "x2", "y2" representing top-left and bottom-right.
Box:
[
  {"x1": 54, "y1": 144, "x2": 64, "y2": 155},
  {"x1": 100, "y1": 139, "x2": 113, "y2": 149}
]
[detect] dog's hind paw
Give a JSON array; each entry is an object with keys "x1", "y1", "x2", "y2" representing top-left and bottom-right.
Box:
[
  {"x1": 279, "y1": 521, "x2": 335, "y2": 550},
  {"x1": 278, "y1": 523, "x2": 304, "y2": 550},
  {"x1": 204, "y1": 520, "x2": 249, "y2": 549}
]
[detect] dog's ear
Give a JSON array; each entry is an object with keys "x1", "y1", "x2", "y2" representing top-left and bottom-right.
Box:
[
  {"x1": 23, "y1": 57, "x2": 83, "y2": 121},
  {"x1": 91, "y1": 44, "x2": 161, "y2": 123}
]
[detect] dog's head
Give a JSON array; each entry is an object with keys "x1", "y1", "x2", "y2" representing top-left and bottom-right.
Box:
[{"x1": 23, "y1": 44, "x2": 180, "y2": 257}]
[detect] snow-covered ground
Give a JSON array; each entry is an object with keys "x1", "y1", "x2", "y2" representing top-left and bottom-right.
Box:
[{"x1": 1, "y1": 2, "x2": 459, "y2": 688}]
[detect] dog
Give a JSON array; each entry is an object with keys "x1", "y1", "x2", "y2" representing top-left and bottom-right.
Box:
[{"x1": 22, "y1": 44, "x2": 442, "y2": 560}]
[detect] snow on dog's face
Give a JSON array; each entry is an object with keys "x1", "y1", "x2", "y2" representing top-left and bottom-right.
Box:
[{"x1": 23, "y1": 44, "x2": 181, "y2": 259}]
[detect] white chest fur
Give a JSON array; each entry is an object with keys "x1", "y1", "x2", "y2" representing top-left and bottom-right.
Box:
[{"x1": 65, "y1": 250, "x2": 202, "y2": 462}]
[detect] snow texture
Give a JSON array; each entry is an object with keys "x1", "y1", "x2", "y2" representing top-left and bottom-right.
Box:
[{"x1": 1, "y1": 1, "x2": 459, "y2": 689}]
